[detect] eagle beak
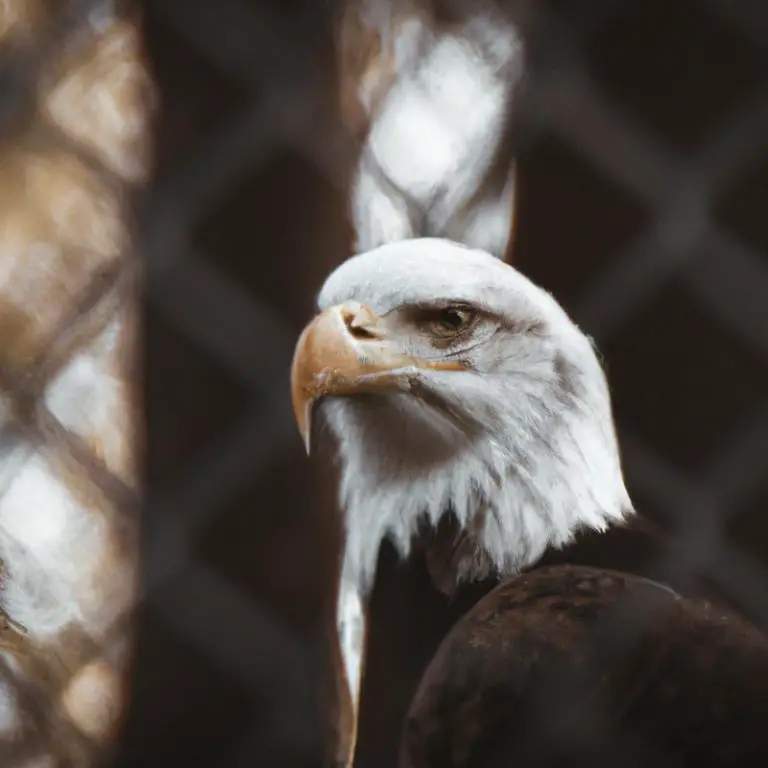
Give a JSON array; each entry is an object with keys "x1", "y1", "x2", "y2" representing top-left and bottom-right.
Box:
[
  {"x1": 291, "y1": 301, "x2": 462, "y2": 454},
  {"x1": 290, "y1": 302, "x2": 463, "y2": 767}
]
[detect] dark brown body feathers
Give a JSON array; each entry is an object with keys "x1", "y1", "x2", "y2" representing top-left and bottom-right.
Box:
[{"x1": 401, "y1": 565, "x2": 768, "y2": 768}]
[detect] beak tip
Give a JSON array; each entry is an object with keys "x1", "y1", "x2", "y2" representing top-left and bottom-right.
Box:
[{"x1": 297, "y1": 401, "x2": 314, "y2": 456}]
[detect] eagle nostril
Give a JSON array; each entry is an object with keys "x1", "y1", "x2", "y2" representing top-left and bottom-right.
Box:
[
  {"x1": 349, "y1": 325, "x2": 377, "y2": 340},
  {"x1": 343, "y1": 304, "x2": 380, "y2": 340}
]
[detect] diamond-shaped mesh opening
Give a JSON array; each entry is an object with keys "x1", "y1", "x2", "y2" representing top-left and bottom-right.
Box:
[
  {"x1": 117, "y1": 606, "x2": 254, "y2": 766},
  {"x1": 143, "y1": 5, "x2": 253, "y2": 167},
  {"x1": 713, "y1": 149, "x2": 768, "y2": 256},
  {"x1": 145, "y1": 302, "x2": 252, "y2": 487},
  {"x1": 602, "y1": 275, "x2": 768, "y2": 473},
  {"x1": 515, "y1": 132, "x2": 651, "y2": 308},
  {"x1": 195, "y1": 150, "x2": 352, "y2": 322},
  {"x1": 196, "y1": 450, "x2": 336, "y2": 634},
  {"x1": 586, "y1": 0, "x2": 768, "y2": 152},
  {"x1": 724, "y1": 482, "x2": 768, "y2": 565}
]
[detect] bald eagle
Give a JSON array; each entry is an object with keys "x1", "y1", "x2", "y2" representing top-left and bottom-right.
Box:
[{"x1": 291, "y1": 238, "x2": 768, "y2": 768}]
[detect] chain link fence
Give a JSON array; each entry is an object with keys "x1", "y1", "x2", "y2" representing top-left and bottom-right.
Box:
[
  {"x1": 0, "y1": 1, "x2": 147, "y2": 765},
  {"x1": 0, "y1": 0, "x2": 765, "y2": 765}
]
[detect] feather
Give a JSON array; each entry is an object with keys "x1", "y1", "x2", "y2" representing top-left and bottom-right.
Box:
[{"x1": 402, "y1": 565, "x2": 768, "y2": 768}]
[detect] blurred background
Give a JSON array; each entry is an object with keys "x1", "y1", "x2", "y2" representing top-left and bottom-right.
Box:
[
  {"x1": 137, "y1": 0, "x2": 768, "y2": 766},
  {"x1": 0, "y1": 0, "x2": 766, "y2": 765}
]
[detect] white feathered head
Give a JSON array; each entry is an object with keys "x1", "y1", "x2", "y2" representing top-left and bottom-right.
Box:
[{"x1": 292, "y1": 238, "x2": 633, "y2": 595}]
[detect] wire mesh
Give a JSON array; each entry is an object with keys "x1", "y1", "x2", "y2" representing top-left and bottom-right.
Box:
[
  {"x1": 0, "y1": 1, "x2": 149, "y2": 765},
  {"x1": 0, "y1": 0, "x2": 765, "y2": 765}
]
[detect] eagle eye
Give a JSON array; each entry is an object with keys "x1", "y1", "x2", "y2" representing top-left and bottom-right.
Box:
[
  {"x1": 414, "y1": 304, "x2": 477, "y2": 339},
  {"x1": 438, "y1": 308, "x2": 470, "y2": 332}
]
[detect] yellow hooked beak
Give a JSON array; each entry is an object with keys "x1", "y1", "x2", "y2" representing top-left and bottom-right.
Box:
[{"x1": 290, "y1": 301, "x2": 463, "y2": 454}]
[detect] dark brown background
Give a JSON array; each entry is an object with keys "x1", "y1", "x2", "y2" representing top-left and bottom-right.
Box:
[{"x1": 125, "y1": 1, "x2": 768, "y2": 765}]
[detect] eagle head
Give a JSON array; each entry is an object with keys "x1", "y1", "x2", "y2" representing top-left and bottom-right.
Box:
[{"x1": 292, "y1": 238, "x2": 633, "y2": 596}]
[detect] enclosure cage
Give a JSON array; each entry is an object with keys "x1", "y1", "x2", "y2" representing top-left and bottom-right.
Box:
[{"x1": 0, "y1": 0, "x2": 765, "y2": 766}]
